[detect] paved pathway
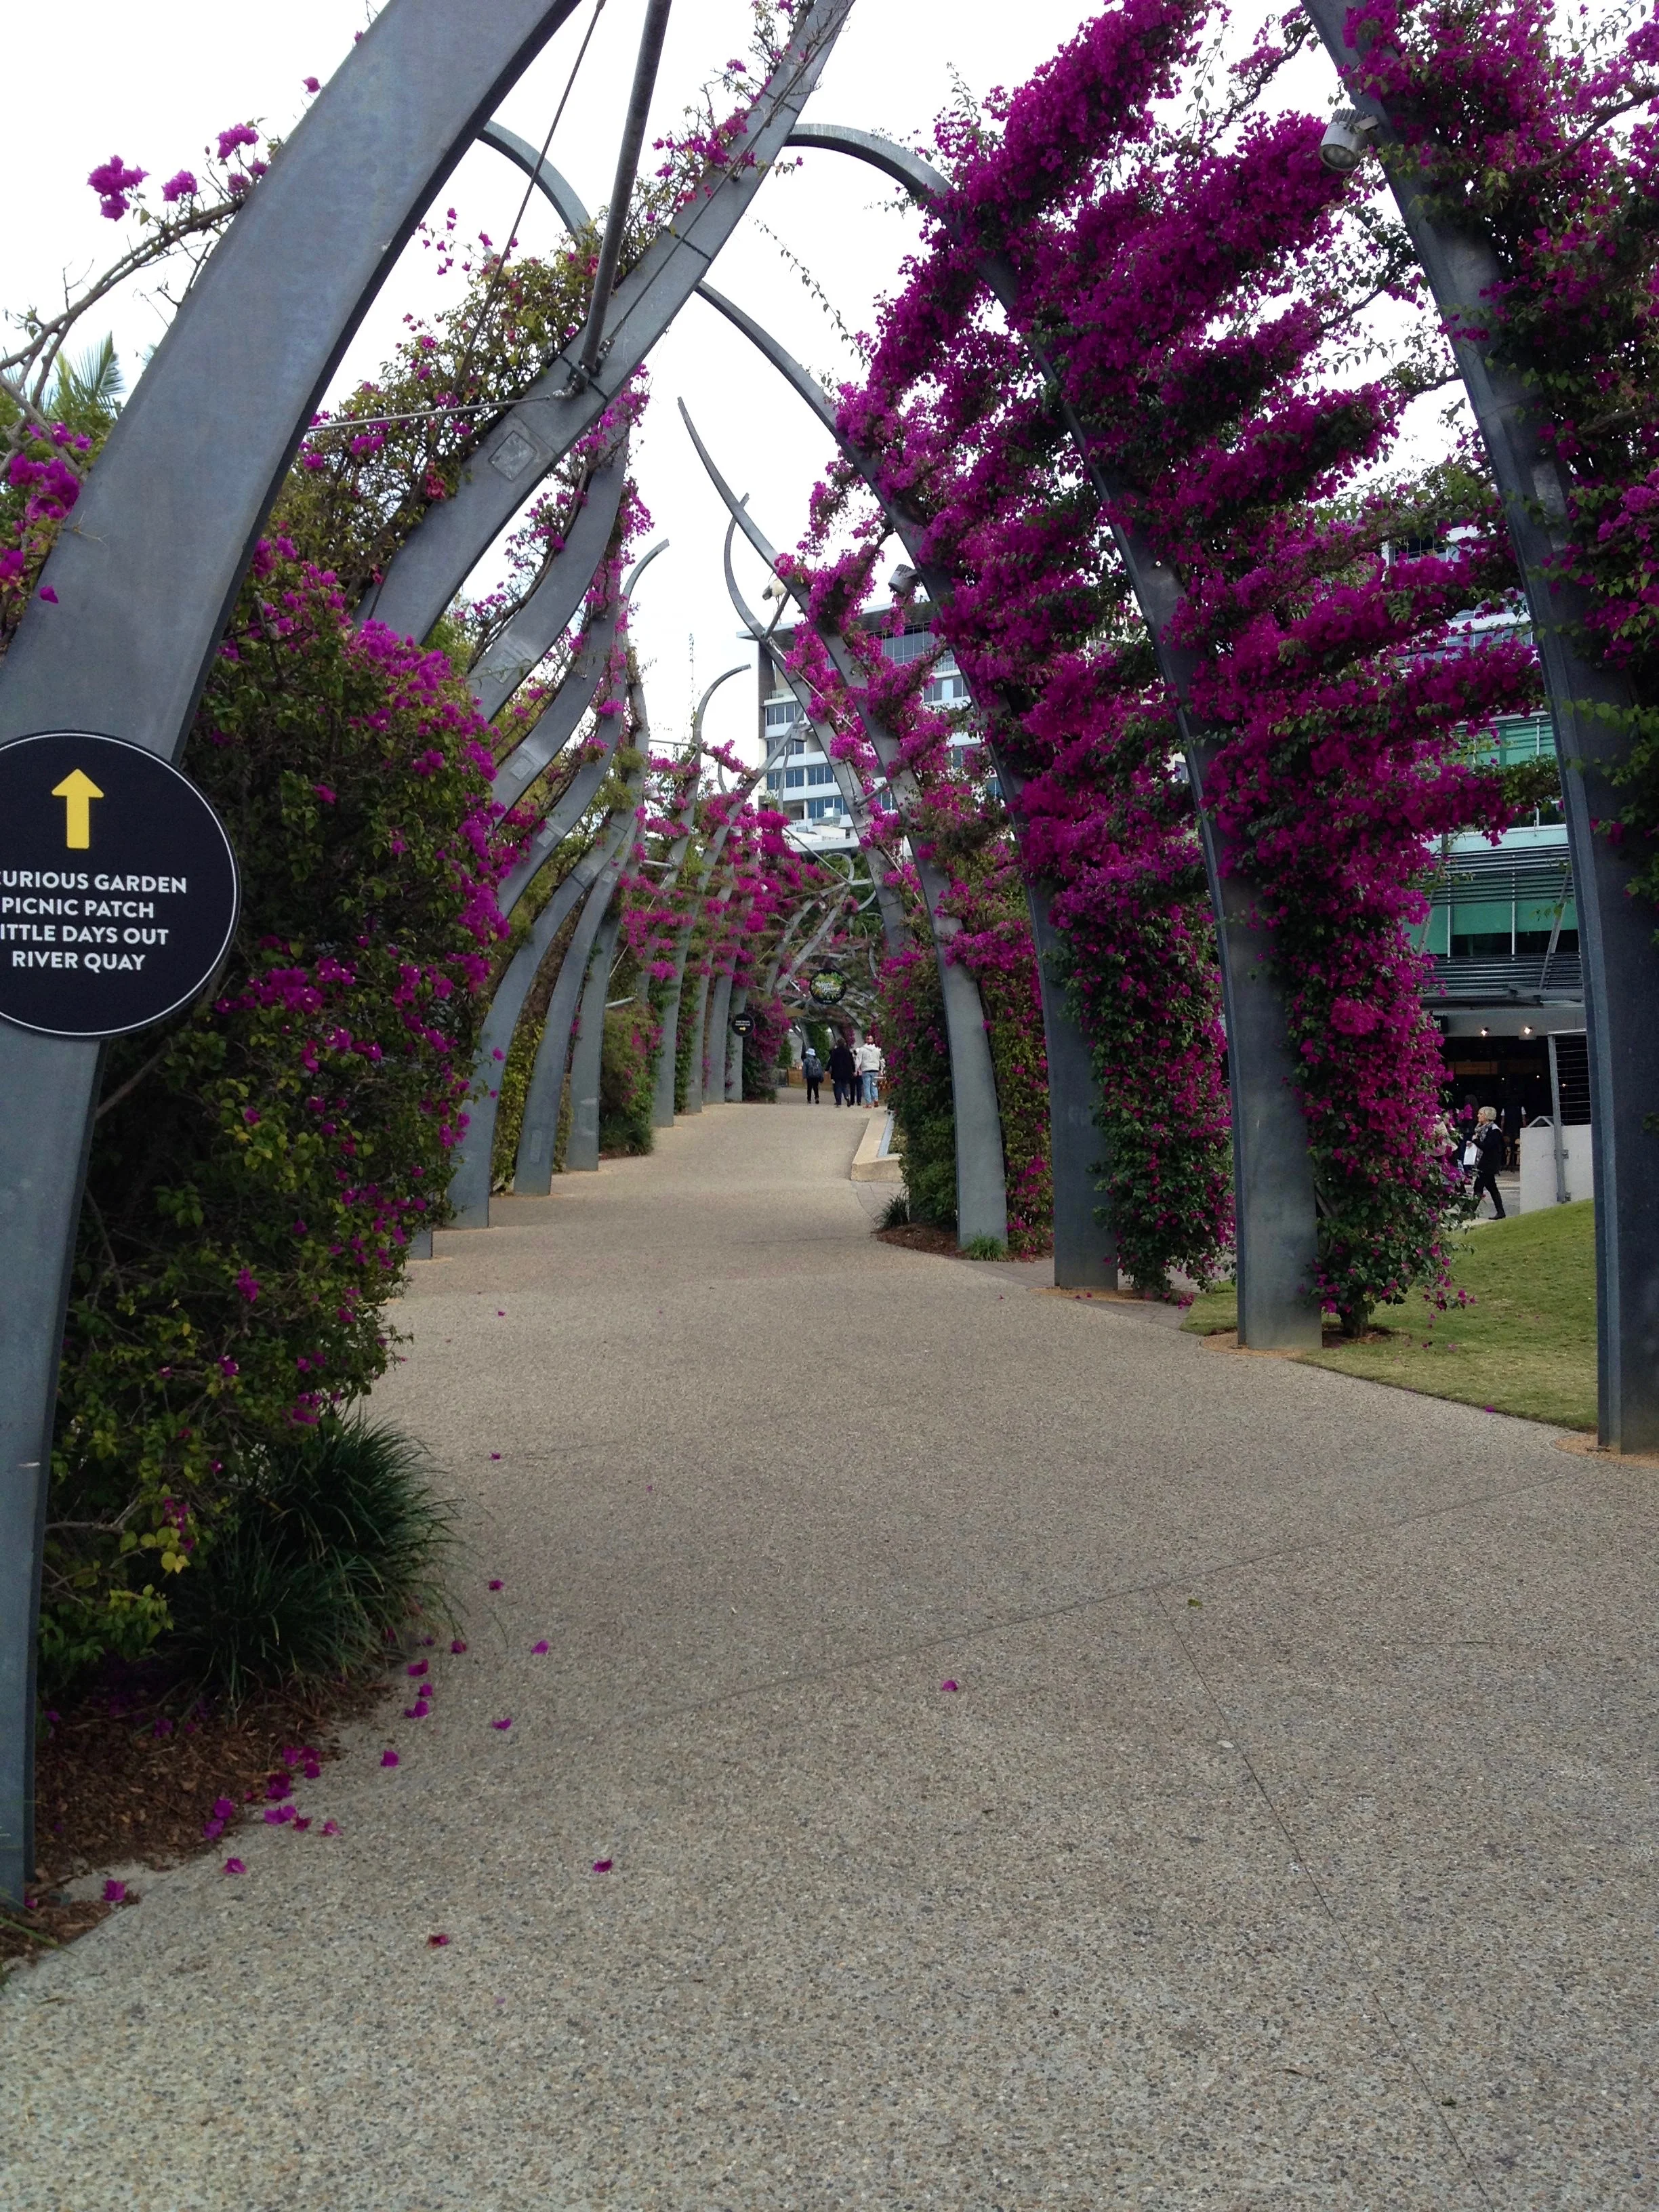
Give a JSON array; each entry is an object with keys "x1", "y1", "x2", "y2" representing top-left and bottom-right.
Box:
[{"x1": 4, "y1": 1093, "x2": 1655, "y2": 2208}]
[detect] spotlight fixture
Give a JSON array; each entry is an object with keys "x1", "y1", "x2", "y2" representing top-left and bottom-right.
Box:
[
  {"x1": 1521, "y1": 1025, "x2": 1533, "y2": 1036},
  {"x1": 1319, "y1": 107, "x2": 1378, "y2": 173},
  {"x1": 888, "y1": 562, "x2": 918, "y2": 595},
  {"x1": 1479, "y1": 1027, "x2": 1490, "y2": 1037}
]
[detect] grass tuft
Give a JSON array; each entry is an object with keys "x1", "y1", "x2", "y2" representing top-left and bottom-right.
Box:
[{"x1": 167, "y1": 1414, "x2": 455, "y2": 1704}]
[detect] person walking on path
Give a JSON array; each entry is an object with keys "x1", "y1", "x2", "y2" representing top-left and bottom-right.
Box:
[
  {"x1": 802, "y1": 1044, "x2": 823, "y2": 1104},
  {"x1": 828, "y1": 1037, "x2": 856, "y2": 1108},
  {"x1": 856, "y1": 1035, "x2": 884, "y2": 1108},
  {"x1": 1468, "y1": 1105, "x2": 1507, "y2": 1218}
]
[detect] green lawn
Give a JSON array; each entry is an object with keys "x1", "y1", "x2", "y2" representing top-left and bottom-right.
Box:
[{"x1": 1182, "y1": 1201, "x2": 1597, "y2": 1430}]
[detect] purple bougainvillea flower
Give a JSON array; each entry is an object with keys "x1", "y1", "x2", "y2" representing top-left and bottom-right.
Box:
[
  {"x1": 451, "y1": 1639, "x2": 468, "y2": 1655},
  {"x1": 302, "y1": 1759, "x2": 321, "y2": 1782},
  {"x1": 381, "y1": 1750, "x2": 400, "y2": 1768},
  {"x1": 407, "y1": 1660, "x2": 428, "y2": 1677},
  {"x1": 160, "y1": 168, "x2": 198, "y2": 203},
  {"x1": 102, "y1": 1879, "x2": 127, "y2": 1904},
  {"x1": 940, "y1": 1680, "x2": 960, "y2": 1693},
  {"x1": 321, "y1": 1820, "x2": 340, "y2": 1837},
  {"x1": 491, "y1": 1716, "x2": 512, "y2": 1730},
  {"x1": 488, "y1": 1579, "x2": 504, "y2": 1591},
  {"x1": 303, "y1": 75, "x2": 321, "y2": 92},
  {"x1": 490, "y1": 1452, "x2": 501, "y2": 1460},
  {"x1": 591, "y1": 1859, "x2": 613, "y2": 1874},
  {"x1": 223, "y1": 1858, "x2": 246, "y2": 1875},
  {"x1": 264, "y1": 1806, "x2": 295, "y2": 1826},
  {"x1": 211, "y1": 1795, "x2": 236, "y2": 1820},
  {"x1": 201, "y1": 1818, "x2": 224, "y2": 1841},
  {"x1": 428, "y1": 1932, "x2": 451, "y2": 1947},
  {"x1": 531, "y1": 1640, "x2": 550, "y2": 1654},
  {"x1": 38, "y1": 586, "x2": 58, "y2": 604},
  {"x1": 291, "y1": 1817, "x2": 312, "y2": 1833}
]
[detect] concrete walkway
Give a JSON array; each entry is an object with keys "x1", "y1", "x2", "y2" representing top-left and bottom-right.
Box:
[{"x1": 3, "y1": 1092, "x2": 1654, "y2": 2209}]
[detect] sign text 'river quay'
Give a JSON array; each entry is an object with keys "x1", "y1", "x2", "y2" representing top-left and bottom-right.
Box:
[{"x1": 0, "y1": 732, "x2": 239, "y2": 1039}]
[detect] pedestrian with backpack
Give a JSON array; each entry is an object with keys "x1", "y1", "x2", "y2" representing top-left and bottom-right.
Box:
[{"x1": 802, "y1": 1044, "x2": 823, "y2": 1103}]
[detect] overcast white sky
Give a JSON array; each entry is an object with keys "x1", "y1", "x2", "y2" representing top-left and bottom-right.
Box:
[{"x1": 3, "y1": 1, "x2": 1355, "y2": 764}]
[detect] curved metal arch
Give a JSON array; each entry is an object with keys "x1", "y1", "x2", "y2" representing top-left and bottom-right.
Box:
[
  {"x1": 762, "y1": 129, "x2": 1317, "y2": 1327},
  {"x1": 364, "y1": 0, "x2": 855, "y2": 646},
  {"x1": 682, "y1": 398, "x2": 1008, "y2": 1248},
  {"x1": 677, "y1": 664, "x2": 750, "y2": 1114},
  {"x1": 477, "y1": 117, "x2": 592, "y2": 234},
  {"x1": 692, "y1": 285, "x2": 1115, "y2": 1284},
  {"x1": 1300, "y1": 0, "x2": 1659, "y2": 1447},
  {"x1": 0, "y1": 0, "x2": 600, "y2": 1909},
  {"x1": 493, "y1": 533, "x2": 664, "y2": 813},
  {"x1": 448, "y1": 783, "x2": 637, "y2": 1227},
  {"x1": 720, "y1": 504, "x2": 910, "y2": 954},
  {"x1": 468, "y1": 445, "x2": 630, "y2": 724},
  {"x1": 564, "y1": 897, "x2": 628, "y2": 1168}
]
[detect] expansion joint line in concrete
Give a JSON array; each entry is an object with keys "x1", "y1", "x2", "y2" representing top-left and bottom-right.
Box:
[{"x1": 1148, "y1": 1589, "x2": 1496, "y2": 2208}]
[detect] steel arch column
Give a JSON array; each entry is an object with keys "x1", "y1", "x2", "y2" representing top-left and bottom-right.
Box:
[
  {"x1": 0, "y1": 0, "x2": 598, "y2": 1911},
  {"x1": 694, "y1": 279, "x2": 1103, "y2": 1279},
  {"x1": 686, "y1": 409, "x2": 1008, "y2": 1247},
  {"x1": 565, "y1": 901, "x2": 626, "y2": 1172},
  {"x1": 1301, "y1": 0, "x2": 1659, "y2": 1443}
]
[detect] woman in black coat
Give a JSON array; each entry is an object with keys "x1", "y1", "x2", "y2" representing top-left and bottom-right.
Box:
[
  {"x1": 827, "y1": 1038, "x2": 857, "y2": 1107},
  {"x1": 1469, "y1": 1106, "x2": 1507, "y2": 1218}
]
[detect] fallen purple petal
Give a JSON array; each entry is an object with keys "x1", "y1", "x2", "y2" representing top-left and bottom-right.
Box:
[
  {"x1": 941, "y1": 1680, "x2": 960, "y2": 1693},
  {"x1": 488, "y1": 1579, "x2": 504, "y2": 1591},
  {"x1": 381, "y1": 1750, "x2": 400, "y2": 1768},
  {"x1": 592, "y1": 1858, "x2": 613, "y2": 1874},
  {"x1": 491, "y1": 1716, "x2": 512, "y2": 1730},
  {"x1": 321, "y1": 1820, "x2": 340, "y2": 1837},
  {"x1": 102, "y1": 1879, "x2": 127, "y2": 1904},
  {"x1": 407, "y1": 1660, "x2": 428, "y2": 1677},
  {"x1": 428, "y1": 1931, "x2": 451, "y2": 1947},
  {"x1": 531, "y1": 1640, "x2": 550, "y2": 1654},
  {"x1": 451, "y1": 1639, "x2": 468, "y2": 1655},
  {"x1": 223, "y1": 1858, "x2": 246, "y2": 1875}
]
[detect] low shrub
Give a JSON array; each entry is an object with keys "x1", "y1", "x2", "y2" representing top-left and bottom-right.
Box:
[
  {"x1": 165, "y1": 1415, "x2": 453, "y2": 1706},
  {"x1": 599, "y1": 1004, "x2": 656, "y2": 1154}
]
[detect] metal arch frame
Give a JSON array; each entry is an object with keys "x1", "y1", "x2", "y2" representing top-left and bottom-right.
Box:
[
  {"x1": 668, "y1": 664, "x2": 750, "y2": 1116},
  {"x1": 693, "y1": 270, "x2": 1113, "y2": 1288},
  {"x1": 449, "y1": 537, "x2": 665, "y2": 1223},
  {"x1": 447, "y1": 678, "x2": 638, "y2": 1231},
  {"x1": 1300, "y1": 0, "x2": 1659, "y2": 1445},
  {"x1": 774, "y1": 126, "x2": 1323, "y2": 1327},
  {"x1": 512, "y1": 744, "x2": 647, "y2": 1192},
  {"x1": 363, "y1": 0, "x2": 855, "y2": 648},
  {"x1": 723, "y1": 523, "x2": 911, "y2": 956},
  {"x1": 0, "y1": 0, "x2": 614, "y2": 1912},
  {"x1": 641, "y1": 669, "x2": 743, "y2": 1128},
  {"x1": 685, "y1": 404, "x2": 1010, "y2": 1248}
]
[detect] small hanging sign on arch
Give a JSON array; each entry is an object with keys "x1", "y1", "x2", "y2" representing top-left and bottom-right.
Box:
[{"x1": 0, "y1": 732, "x2": 239, "y2": 1040}]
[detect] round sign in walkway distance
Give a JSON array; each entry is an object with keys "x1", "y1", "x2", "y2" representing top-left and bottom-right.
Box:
[
  {"x1": 808, "y1": 970, "x2": 846, "y2": 1006},
  {"x1": 0, "y1": 731, "x2": 239, "y2": 1041},
  {"x1": 731, "y1": 1010, "x2": 756, "y2": 1036}
]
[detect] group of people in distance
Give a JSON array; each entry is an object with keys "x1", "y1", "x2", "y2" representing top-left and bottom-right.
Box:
[{"x1": 800, "y1": 1033, "x2": 883, "y2": 1109}]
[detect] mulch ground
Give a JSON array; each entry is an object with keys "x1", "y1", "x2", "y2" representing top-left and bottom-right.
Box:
[
  {"x1": 1, "y1": 1669, "x2": 389, "y2": 1973},
  {"x1": 874, "y1": 1223, "x2": 1052, "y2": 1261}
]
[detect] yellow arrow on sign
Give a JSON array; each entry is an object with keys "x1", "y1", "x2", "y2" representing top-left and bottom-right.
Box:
[{"x1": 52, "y1": 769, "x2": 104, "y2": 850}]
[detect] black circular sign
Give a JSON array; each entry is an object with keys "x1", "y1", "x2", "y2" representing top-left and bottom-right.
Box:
[
  {"x1": 808, "y1": 970, "x2": 846, "y2": 1006},
  {"x1": 730, "y1": 1010, "x2": 756, "y2": 1036},
  {"x1": 0, "y1": 732, "x2": 239, "y2": 1040}
]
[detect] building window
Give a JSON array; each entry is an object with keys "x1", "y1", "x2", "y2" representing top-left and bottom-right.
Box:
[
  {"x1": 924, "y1": 670, "x2": 970, "y2": 706},
  {"x1": 764, "y1": 699, "x2": 800, "y2": 732},
  {"x1": 806, "y1": 796, "x2": 842, "y2": 820},
  {"x1": 784, "y1": 766, "x2": 806, "y2": 790},
  {"x1": 880, "y1": 630, "x2": 934, "y2": 664},
  {"x1": 764, "y1": 771, "x2": 781, "y2": 792},
  {"x1": 787, "y1": 737, "x2": 808, "y2": 757},
  {"x1": 806, "y1": 763, "x2": 834, "y2": 786}
]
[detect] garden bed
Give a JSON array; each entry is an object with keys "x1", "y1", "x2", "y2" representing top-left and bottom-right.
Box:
[{"x1": 1, "y1": 1670, "x2": 384, "y2": 1975}]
